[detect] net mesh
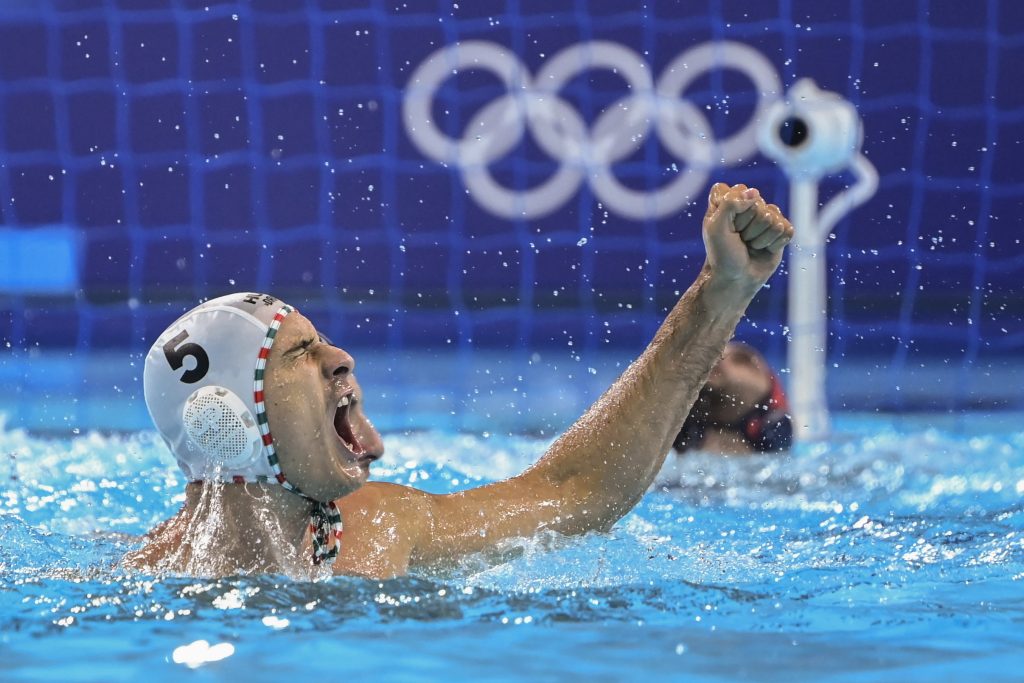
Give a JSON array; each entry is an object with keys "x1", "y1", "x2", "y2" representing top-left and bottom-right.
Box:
[{"x1": 0, "y1": 0, "x2": 1021, "y2": 411}]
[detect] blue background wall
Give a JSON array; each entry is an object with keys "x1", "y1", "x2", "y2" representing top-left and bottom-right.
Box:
[{"x1": 0, "y1": 0, "x2": 1021, "y2": 378}]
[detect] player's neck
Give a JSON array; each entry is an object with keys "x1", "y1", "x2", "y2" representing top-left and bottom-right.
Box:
[{"x1": 144, "y1": 482, "x2": 315, "y2": 576}]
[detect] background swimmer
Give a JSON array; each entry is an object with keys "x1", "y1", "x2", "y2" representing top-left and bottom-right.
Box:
[
  {"x1": 672, "y1": 342, "x2": 793, "y2": 456},
  {"x1": 124, "y1": 182, "x2": 795, "y2": 579}
]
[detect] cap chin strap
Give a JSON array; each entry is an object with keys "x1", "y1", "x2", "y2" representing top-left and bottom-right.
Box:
[
  {"x1": 308, "y1": 501, "x2": 343, "y2": 565},
  {"x1": 253, "y1": 304, "x2": 342, "y2": 566}
]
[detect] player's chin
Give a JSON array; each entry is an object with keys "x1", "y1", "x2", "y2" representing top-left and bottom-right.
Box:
[
  {"x1": 338, "y1": 458, "x2": 371, "y2": 492},
  {"x1": 304, "y1": 448, "x2": 370, "y2": 501},
  {"x1": 311, "y1": 467, "x2": 366, "y2": 503}
]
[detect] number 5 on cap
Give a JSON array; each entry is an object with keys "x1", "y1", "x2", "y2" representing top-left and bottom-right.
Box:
[{"x1": 163, "y1": 330, "x2": 210, "y2": 384}]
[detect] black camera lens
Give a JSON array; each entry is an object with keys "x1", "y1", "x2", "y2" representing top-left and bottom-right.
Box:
[{"x1": 778, "y1": 116, "x2": 809, "y2": 147}]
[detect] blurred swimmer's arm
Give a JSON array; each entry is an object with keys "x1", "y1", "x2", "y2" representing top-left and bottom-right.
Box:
[{"x1": 396, "y1": 183, "x2": 793, "y2": 567}]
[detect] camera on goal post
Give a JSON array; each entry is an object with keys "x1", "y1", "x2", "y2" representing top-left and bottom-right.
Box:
[{"x1": 757, "y1": 78, "x2": 863, "y2": 180}]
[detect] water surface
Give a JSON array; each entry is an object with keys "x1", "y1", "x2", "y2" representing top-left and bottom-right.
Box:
[{"x1": 2, "y1": 413, "x2": 1023, "y2": 681}]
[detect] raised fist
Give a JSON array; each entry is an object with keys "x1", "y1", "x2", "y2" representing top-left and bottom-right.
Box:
[{"x1": 702, "y1": 182, "x2": 794, "y2": 286}]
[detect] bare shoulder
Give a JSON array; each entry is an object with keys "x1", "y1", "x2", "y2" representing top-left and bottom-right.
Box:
[
  {"x1": 338, "y1": 481, "x2": 433, "y2": 522},
  {"x1": 332, "y1": 481, "x2": 433, "y2": 578}
]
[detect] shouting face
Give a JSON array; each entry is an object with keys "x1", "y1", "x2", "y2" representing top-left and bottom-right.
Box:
[{"x1": 262, "y1": 311, "x2": 384, "y2": 502}]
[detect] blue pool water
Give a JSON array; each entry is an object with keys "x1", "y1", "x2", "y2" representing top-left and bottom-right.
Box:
[{"x1": 2, "y1": 406, "x2": 1023, "y2": 681}]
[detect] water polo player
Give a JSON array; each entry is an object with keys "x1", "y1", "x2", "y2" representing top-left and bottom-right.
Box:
[
  {"x1": 124, "y1": 182, "x2": 794, "y2": 578},
  {"x1": 672, "y1": 342, "x2": 793, "y2": 455}
]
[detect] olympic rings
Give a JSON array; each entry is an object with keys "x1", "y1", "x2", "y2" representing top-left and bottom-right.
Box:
[{"x1": 403, "y1": 40, "x2": 782, "y2": 220}]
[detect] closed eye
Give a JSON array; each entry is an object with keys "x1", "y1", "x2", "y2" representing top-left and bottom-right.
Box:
[{"x1": 284, "y1": 337, "x2": 317, "y2": 357}]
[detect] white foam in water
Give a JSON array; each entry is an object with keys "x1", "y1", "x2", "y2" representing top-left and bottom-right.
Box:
[{"x1": 172, "y1": 640, "x2": 235, "y2": 669}]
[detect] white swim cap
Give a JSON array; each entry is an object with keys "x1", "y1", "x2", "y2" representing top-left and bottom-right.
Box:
[{"x1": 144, "y1": 293, "x2": 294, "y2": 484}]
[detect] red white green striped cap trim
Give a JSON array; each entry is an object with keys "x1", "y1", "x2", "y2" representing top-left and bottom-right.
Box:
[{"x1": 253, "y1": 304, "x2": 291, "y2": 488}]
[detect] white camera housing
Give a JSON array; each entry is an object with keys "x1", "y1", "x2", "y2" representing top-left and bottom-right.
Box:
[{"x1": 758, "y1": 78, "x2": 863, "y2": 179}]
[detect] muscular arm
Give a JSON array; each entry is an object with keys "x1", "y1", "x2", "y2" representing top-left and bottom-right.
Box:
[
  {"x1": 335, "y1": 183, "x2": 794, "y2": 575},
  {"x1": 408, "y1": 265, "x2": 759, "y2": 568}
]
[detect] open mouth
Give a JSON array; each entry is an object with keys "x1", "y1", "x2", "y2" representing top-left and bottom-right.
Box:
[{"x1": 333, "y1": 393, "x2": 365, "y2": 456}]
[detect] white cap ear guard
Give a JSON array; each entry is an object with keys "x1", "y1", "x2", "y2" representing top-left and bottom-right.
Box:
[
  {"x1": 182, "y1": 386, "x2": 263, "y2": 474},
  {"x1": 143, "y1": 293, "x2": 292, "y2": 484}
]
